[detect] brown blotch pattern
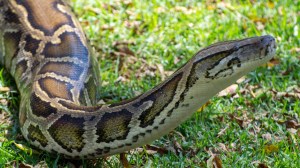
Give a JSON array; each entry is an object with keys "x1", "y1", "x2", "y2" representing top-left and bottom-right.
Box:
[
  {"x1": 48, "y1": 114, "x2": 85, "y2": 152},
  {"x1": 135, "y1": 72, "x2": 183, "y2": 128},
  {"x1": 96, "y1": 109, "x2": 132, "y2": 143},
  {"x1": 43, "y1": 32, "x2": 88, "y2": 62},
  {"x1": 38, "y1": 77, "x2": 73, "y2": 100},
  {"x1": 30, "y1": 93, "x2": 57, "y2": 117},
  {"x1": 39, "y1": 61, "x2": 84, "y2": 80},
  {"x1": 3, "y1": 8, "x2": 20, "y2": 24},
  {"x1": 23, "y1": 35, "x2": 40, "y2": 55},
  {"x1": 15, "y1": 0, "x2": 74, "y2": 35},
  {"x1": 27, "y1": 124, "x2": 48, "y2": 147}
]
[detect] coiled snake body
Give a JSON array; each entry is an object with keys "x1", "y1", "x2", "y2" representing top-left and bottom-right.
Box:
[{"x1": 0, "y1": 0, "x2": 276, "y2": 158}]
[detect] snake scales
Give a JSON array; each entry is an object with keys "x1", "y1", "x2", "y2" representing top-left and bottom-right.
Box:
[{"x1": 0, "y1": 0, "x2": 276, "y2": 158}]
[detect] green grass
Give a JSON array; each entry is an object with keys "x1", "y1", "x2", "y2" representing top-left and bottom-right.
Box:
[{"x1": 1, "y1": 0, "x2": 299, "y2": 167}]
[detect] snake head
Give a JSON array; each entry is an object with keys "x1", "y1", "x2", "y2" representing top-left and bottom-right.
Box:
[{"x1": 189, "y1": 35, "x2": 276, "y2": 82}]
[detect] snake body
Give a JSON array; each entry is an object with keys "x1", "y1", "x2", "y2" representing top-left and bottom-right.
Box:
[{"x1": 0, "y1": 0, "x2": 276, "y2": 158}]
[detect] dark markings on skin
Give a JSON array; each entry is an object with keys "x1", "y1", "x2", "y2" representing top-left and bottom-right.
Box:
[
  {"x1": 43, "y1": 32, "x2": 88, "y2": 62},
  {"x1": 227, "y1": 57, "x2": 241, "y2": 67},
  {"x1": 167, "y1": 108, "x2": 175, "y2": 117},
  {"x1": 30, "y1": 93, "x2": 57, "y2": 117},
  {"x1": 258, "y1": 43, "x2": 270, "y2": 58},
  {"x1": 139, "y1": 133, "x2": 145, "y2": 137},
  {"x1": 205, "y1": 54, "x2": 236, "y2": 79},
  {"x1": 38, "y1": 77, "x2": 74, "y2": 100},
  {"x1": 39, "y1": 61, "x2": 84, "y2": 80},
  {"x1": 3, "y1": 8, "x2": 20, "y2": 24},
  {"x1": 118, "y1": 144, "x2": 124, "y2": 148},
  {"x1": 260, "y1": 36, "x2": 275, "y2": 57},
  {"x1": 241, "y1": 43, "x2": 264, "y2": 60},
  {"x1": 78, "y1": 89, "x2": 88, "y2": 106},
  {"x1": 31, "y1": 59, "x2": 40, "y2": 72},
  {"x1": 15, "y1": 0, "x2": 74, "y2": 35},
  {"x1": 87, "y1": 153, "x2": 97, "y2": 158},
  {"x1": 191, "y1": 47, "x2": 233, "y2": 69},
  {"x1": 24, "y1": 35, "x2": 40, "y2": 55},
  {"x1": 27, "y1": 124, "x2": 48, "y2": 147},
  {"x1": 48, "y1": 114, "x2": 85, "y2": 153},
  {"x1": 206, "y1": 57, "x2": 242, "y2": 79},
  {"x1": 134, "y1": 72, "x2": 183, "y2": 128},
  {"x1": 166, "y1": 80, "x2": 189, "y2": 117},
  {"x1": 95, "y1": 148, "x2": 103, "y2": 155},
  {"x1": 146, "y1": 130, "x2": 152, "y2": 133},
  {"x1": 132, "y1": 135, "x2": 138, "y2": 142},
  {"x1": 181, "y1": 103, "x2": 189, "y2": 107},
  {"x1": 185, "y1": 48, "x2": 237, "y2": 90},
  {"x1": 89, "y1": 116, "x2": 95, "y2": 121},
  {"x1": 159, "y1": 119, "x2": 165, "y2": 125},
  {"x1": 95, "y1": 147, "x2": 111, "y2": 155},
  {"x1": 194, "y1": 47, "x2": 237, "y2": 68},
  {"x1": 96, "y1": 109, "x2": 132, "y2": 143},
  {"x1": 208, "y1": 67, "x2": 233, "y2": 79},
  {"x1": 58, "y1": 100, "x2": 102, "y2": 112},
  {"x1": 14, "y1": 59, "x2": 28, "y2": 80},
  {"x1": 28, "y1": 59, "x2": 42, "y2": 80},
  {"x1": 103, "y1": 147, "x2": 110, "y2": 154},
  {"x1": 126, "y1": 143, "x2": 132, "y2": 146},
  {"x1": 167, "y1": 91, "x2": 186, "y2": 117},
  {"x1": 265, "y1": 45, "x2": 270, "y2": 56}
]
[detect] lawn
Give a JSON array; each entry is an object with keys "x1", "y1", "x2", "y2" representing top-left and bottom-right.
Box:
[{"x1": 0, "y1": 0, "x2": 299, "y2": 167}]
